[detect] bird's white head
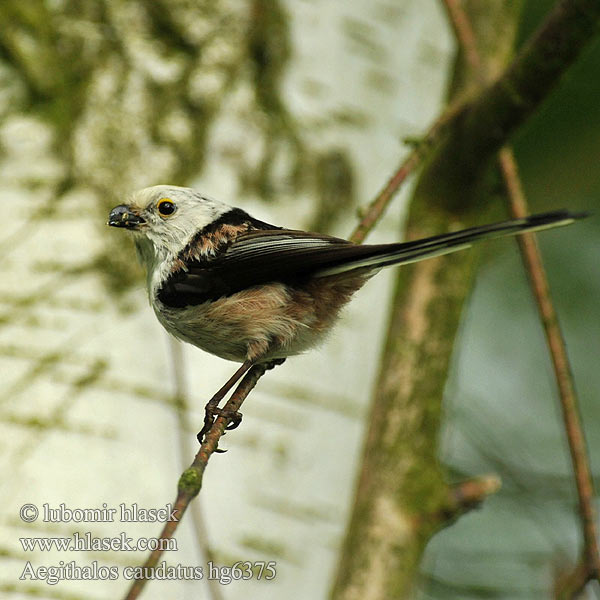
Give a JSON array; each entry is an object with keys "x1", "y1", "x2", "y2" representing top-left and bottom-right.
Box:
[
  {"x1": 108, "y1": 185, "x2": 231, "y2": 285},
  {"x1": 109, "y1": 185, "x2": 231, "y2": 256}
]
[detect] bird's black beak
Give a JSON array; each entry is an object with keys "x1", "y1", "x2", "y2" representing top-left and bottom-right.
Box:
[{"x1": 108, "y1": 205, "x2": 146, "y2": 229}]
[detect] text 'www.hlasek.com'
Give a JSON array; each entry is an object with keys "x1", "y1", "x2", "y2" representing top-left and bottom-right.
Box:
[{"x1": 18, "y1": 502, "x2": 277, "y2": 585}]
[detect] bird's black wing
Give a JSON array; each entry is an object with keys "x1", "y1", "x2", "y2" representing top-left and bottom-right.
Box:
[
  {"x1": 157, "y1": 210, "x2": 583, "y2": 308},
  {"x1": 157, "y1": 229, "x2": 391, "y2": 308}
]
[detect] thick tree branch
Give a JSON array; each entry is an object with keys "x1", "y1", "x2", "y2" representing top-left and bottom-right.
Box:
[
  {"x1": 464, "y1": 0, "x2": 600, "y2": 165},
  {"x1": 420, "y1": 0, "x2": 600, "y2": 208}
]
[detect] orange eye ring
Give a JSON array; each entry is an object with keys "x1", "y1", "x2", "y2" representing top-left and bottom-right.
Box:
[{"x1": 157, "y1": 198, "x2": 176, "y2": 217}]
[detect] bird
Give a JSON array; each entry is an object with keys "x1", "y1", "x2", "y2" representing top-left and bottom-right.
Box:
[{"x1": 108, "y1": 185, "x2": 584, "y2": 443}]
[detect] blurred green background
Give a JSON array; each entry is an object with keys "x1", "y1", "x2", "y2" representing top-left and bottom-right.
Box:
[{"x1": 424, "y1": 1, "x2": 600, "y2": 596}]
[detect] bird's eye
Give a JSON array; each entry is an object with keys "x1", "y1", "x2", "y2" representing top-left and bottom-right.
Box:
[{"x1": 157, "y1": 198, "x2": 176, "y2": 217}]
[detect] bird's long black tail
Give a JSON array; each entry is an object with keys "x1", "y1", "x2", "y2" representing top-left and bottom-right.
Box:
[{"x1": 317, "y1": 210, "x2": 587, "y2": 277}]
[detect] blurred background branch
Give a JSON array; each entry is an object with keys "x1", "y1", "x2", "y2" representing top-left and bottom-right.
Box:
[
  {"x1": 443, "y1": 0, "x2": 600, "y2": 594},
  {"x1": 332, "y1": 1, "x2": 600, "y2": 598},
  {"x1": 500, "y1": 147, "x2": 600, "y2": 598}
]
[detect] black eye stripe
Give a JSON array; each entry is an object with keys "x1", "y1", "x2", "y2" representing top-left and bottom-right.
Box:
[{"x1": 157, "y1": 199, "x2": 176, "y2": 216}]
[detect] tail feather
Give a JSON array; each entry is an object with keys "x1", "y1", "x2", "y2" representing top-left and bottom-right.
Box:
[{"x1": 316, "y1": 210, "x2": 588, "y2": 277}]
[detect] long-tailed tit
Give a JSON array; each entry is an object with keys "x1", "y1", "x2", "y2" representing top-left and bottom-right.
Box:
[{"x1": 108, "y1": 185, "x2": 584, "y2": 442}]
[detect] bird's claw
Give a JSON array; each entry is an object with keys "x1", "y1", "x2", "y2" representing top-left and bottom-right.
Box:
[
  {"x1": 225, "y1": 411, "x2": 242, "y2": 431},
  {"x1": 196, "y1": 413, "x2": 214, "y2": 444},
  {"x1": 196, "y1": 407, "x2": 243, "y2": 445}
]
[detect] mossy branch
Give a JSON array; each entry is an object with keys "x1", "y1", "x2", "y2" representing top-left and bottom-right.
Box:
[{"x1": 121, "y1": 364, "x2": 268, "y2": 600}]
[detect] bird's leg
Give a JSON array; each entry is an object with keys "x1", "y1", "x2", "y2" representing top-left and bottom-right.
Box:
[
  {"x1": 197, "y1": 359, "x2": 254, "y2": 443},
  {"x1": 196, "y1": 358, "x2": 287, "y2": 444},
  {"x1": 219, "y1": 358, "x2": 287, "y2": 432}
]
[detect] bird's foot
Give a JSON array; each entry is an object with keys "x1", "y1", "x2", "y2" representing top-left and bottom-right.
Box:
[{"x1": 196, "y1": 406, "x2": 243, "y2": 445}]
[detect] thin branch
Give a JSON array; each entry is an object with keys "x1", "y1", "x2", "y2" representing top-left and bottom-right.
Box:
[
  {"x1": 441, "y1": 0, "x2": 483, "y2": 76},
  {"x1": 442, "y1": 0, "x2": 600, "y2": 592},
  {"x1": 121, "y1": 98, "x2": 455, "y2": 595},
  {"x1": 349, "y1": 100, "x2": 466, "y2": 244},
  {"x1": 122, "y1": 364, "x2": 268, "y2": 600},
  {"x1": 499, "y1": 147, "x2": 600, "y2": 595},
  {"x1": 554, "y1": 561, "x2": 590, "y2": 600},
  {"x1": 168, "y1": 337, "x2": 225, "y2": 600}
]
